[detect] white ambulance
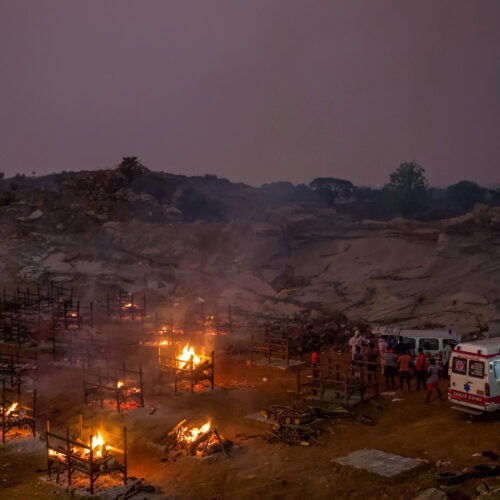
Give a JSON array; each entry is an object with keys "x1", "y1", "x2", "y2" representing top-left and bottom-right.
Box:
[{"x1": 448, "y1": 338, "x2": 500, "y2": 413}]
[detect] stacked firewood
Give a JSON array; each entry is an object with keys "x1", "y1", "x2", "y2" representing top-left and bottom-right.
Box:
[
  {"x1": 268, "y1": 423, "x2": 322, "y2": 446},
  {"x1": 261, "y1": 405, "x2": 313, "y2": 426},
  {"x1": 161, "y1": 419, "x2": 233, "y2": 458},
  {"x1": 308, "y1": 406, "x2": 376, "y2": 426}
]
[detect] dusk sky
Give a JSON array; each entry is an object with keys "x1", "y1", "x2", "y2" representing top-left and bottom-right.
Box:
[{"x1": 1, "y1": 1, "x2": 499, "y2": 187}]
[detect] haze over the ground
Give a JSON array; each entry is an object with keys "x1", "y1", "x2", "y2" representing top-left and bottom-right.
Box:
[{"x1": 1, "y1": 1, "x2": 499, "y2": 187}]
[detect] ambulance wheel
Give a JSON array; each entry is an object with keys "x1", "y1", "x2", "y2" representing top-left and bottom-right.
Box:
[{"x1": 436, "y1": 471, "x2": 467, "y2": 486}]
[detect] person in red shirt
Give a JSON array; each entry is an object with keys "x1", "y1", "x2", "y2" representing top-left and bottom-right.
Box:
[
  {"x1": 397, "y1": 349, "x2": 412, "y2": 392},
  {"x1": 311, "y1": 351, "x2": 319, "y2": 367}
]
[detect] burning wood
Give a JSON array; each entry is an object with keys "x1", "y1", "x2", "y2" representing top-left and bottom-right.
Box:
[
  {"x1": 46, "y1": 420, "x2": 128, "y2": 495},
  {"x1": 177, "y1": 344, "x2": 202, "y2": 369},
  {"x1": 162, "y1": 419, "x2": 232, "y2": 458},
  {"x1": 83, "y1": 365, "x2": 144, "y2": 412},
  {"x1": 49, "y1": 431, "x2": 111, "y2": 461},
  {"x1": 1, "y1": 399, "x2": 36, "y2": 442},
  {"x1": 158, "y1": 345, "x2": 215, "y2": 393}
]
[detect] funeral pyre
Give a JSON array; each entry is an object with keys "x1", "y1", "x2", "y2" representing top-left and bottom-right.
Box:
[
  {"x1": 161, "y1": 418, "x2": 232, "y2": 458},
  {"x1": 83, "y1": 365, "x2": 144, "y2": 412},
  {"x1": 46, "y1": 420, "x2": 127, "y2": 495},
  {"x1": 1, "y1": 400, "x2": 36, "y2": 441},
  {"x1": 261, "y1": 405, "x2": 376, "y2": 446},
  {"x1": 158, "y1": 343, "x2": 215, "y2": 392}
]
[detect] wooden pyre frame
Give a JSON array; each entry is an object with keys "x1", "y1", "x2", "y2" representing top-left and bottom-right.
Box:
[
  {"x1": 0, "y1": 350, "x2": 37, "y2": 396},
  {"x1": 296, "y1": 352, "x2": 379, "y2": 404},
  {"x1": 158, "y1": 345, "x2": 215, "y2": 393},
  {"x1": 107, "y1": 291, "x2": 146, "y2": 321},
  {"x1": 46, "y1": 418, "x2": 127, "y2": 495},
  {"x1": 1, "y1": 379, "x2": 36, "y2": 443},
  {"x1": 83, "y1": 364, "x2": 144, "y2": 412}
]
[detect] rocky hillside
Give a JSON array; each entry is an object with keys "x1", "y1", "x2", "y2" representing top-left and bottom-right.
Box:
[{"x1": 1, "y1": 167, "x2": 500, "y2": 336}]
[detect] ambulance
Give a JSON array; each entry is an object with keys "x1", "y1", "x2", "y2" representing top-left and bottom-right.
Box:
[{"x1": 448, "y1": 338, "x2": 500, "y2": 413}]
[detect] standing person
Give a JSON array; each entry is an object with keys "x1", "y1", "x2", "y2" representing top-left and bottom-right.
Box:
[
  {"x1": 397, "y1": 349, "x2": 412, "y2": 392},
  {"x1": 383, "y1": 347, "x2": 397, "y2": 390},
  {"x1": 426, "y1": 358, "x2": 444, "y2": 403},
  {"x1": 395, "y1": 337, "x2": 406, "y2": 356},
  {"x1": 352, "y1": 345, "x2": 364, "y2": 375},
  {"x1": 378, "y1": 336, "x2": 387, "y2": 375},
  {"x1": 415, "y1": 347, "x2": 427, "y2": 390},
  {"x1": 311, "y1": 350, "x2": 320, "y2": 380},
  {"x1": 442, "y1": 340, "x2": 453, "y2": 379},
  {"x1": 349, "y1": 329, "x2": 362, "y2": 361},
  {"x1": 311, "y1": 350, "x2": 319, "y2": 368},
  {"x1": 366, "y1": 342, "x2": 378, "y2": 382}
]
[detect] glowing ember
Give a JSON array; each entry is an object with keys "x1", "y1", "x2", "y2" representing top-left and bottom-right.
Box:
[{"x1": 177, "y1": 344, "x2": 201, "y2": 369}]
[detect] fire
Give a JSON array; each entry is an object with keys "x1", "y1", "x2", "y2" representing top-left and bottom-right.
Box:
[
  {"x1": 6, "y1": 402, "x2": 18, "y2": 415},
  {"x1": 91, "y1": 431, "x2": 104, "y2": 449},
  {"x1": 49, "y1": 431, "x2": 108, "y2": 461},
  {"x1": 177, "y1": 344, "x2": 201, "y2": 369},
  {"x1": 87, "y1": 431, "x2": 108, "y2": 458},
  {"x1": 179, "y1": 420, "x2": 211, "y2": 444},
  {"x1": 117, "y1": 380, "x2": 124, "y2": 389}
]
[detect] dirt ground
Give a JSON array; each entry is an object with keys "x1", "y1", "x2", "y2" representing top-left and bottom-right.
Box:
[{"x1": 1, "y1": 321, "x2": 499, "y2": 500}]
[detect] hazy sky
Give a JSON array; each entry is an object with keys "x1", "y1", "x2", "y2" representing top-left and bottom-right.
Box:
[{"x1": 1, "y1": 1, "x2": 499, "y2": 187}]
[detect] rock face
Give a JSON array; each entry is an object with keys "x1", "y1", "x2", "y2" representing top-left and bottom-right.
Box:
[{"x1": 0, "y1": 170, "x2": 499, "y2": 335}]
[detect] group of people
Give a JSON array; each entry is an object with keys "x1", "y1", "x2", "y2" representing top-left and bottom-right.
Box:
[{"x1": 345, "y1": 329, "x2": 453, "y2": 403}]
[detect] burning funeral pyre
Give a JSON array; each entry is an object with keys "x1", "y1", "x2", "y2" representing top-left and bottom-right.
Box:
[
  {"x1": 83, "y1": 365, "x2": 144, "y2": 412},
  {"x1": 161, "y1": 418, "x2": 232, "y2": 458},
  {"x1": 1, "y1": 400, "x2": 36, "y2": 442},
  {"x1": 46, "y1": 420, "x2": 127, "y2": 495},
  {"x1": 1, "y1": 383, "x2": 37, "y2": 443},
  {"x1": 158, "y1": 343, "x2": 215, "y2": 393}
]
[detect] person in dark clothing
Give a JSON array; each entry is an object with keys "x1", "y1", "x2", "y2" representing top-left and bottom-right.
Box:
[
  {"x1": 366, "y1": 342, "x2": 378, "y2": 382},
  {"x1": 415, "y1": 347, "x2": 427, "y2": 390},
  {"x1": 397, "y1": 349, "x2": 412, "y2": 392},
  {"x1": 395, "y1": 337, "x2": 406, "y2": 356},
  {"x1": 383, "y1": 347, "x2": 397, "y2": 390},
  {"x1": 352, "y1": 345, "x2": 364, "y2": 375}
]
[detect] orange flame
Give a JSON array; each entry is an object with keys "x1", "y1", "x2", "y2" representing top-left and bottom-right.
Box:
[
  {"x1": 5, "y1": 402, "x2": 18, "y2": 416},
  {"x1": 117, "y1": 380, "x2": 124, "y2": 389},
  {"x1": 177, "y1": 344, "x2": 201, "y2": 369},
  {"x1": 87, "y1": 431, "x2": 108, "y2": 458},
  {"x1": 179, "y1": 420, "x2": 211, "y2": 444}
]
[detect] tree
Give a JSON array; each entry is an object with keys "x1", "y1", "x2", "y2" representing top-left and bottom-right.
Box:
[
  {"x1": 383, "y1": 162, "x2": 429, "y2": 217},
  {"x1": 116, "y1": 156, "x2": 149, "y2": 181},
  {"x1": 446, "y1": 180, "x2": 486, "y2": 213},
  {"x1": 309, "y1": 177, "x2": 354, "y2": 204}
]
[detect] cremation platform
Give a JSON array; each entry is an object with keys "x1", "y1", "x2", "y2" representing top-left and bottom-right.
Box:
[{"x1": 334, "y1": 448, "x2": 425, "y2": 477}]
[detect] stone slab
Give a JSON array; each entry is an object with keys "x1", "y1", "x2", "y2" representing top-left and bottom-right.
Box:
[{"x1": 335, "y1": 448, "x2": 424, "y2": 477}]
